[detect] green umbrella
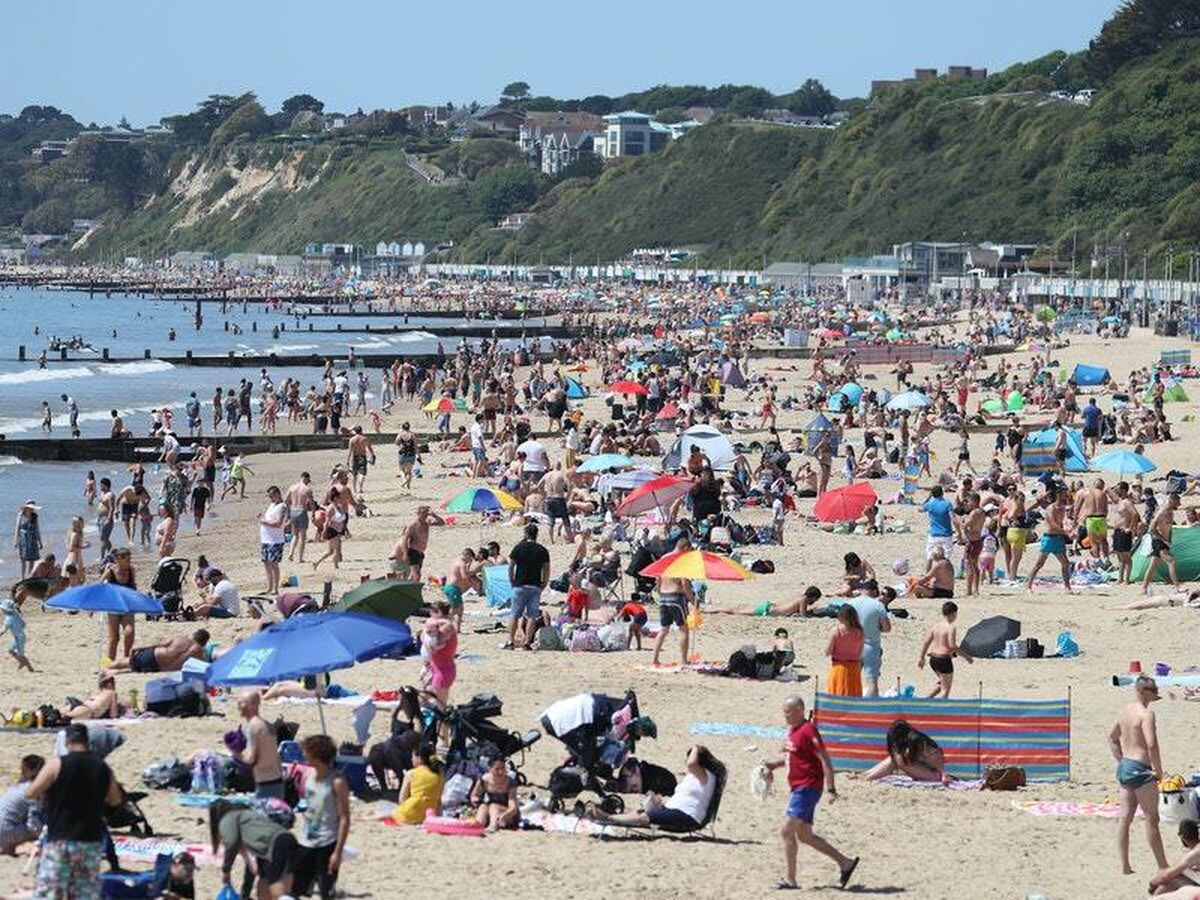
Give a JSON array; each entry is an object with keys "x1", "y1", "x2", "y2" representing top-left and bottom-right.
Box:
[
  {"x1": 1006, "y1": 391, "x2": 1026, "y2": 412},
  {"x1": 332, "y1": 579, "x2": 424, "y2": 623},
  {"x1": 981, "y1": 398, "x2": 1003, "y2": 414},
  {"x1": 1035, "y1": 305, "x2": 1057, "y2": 323}
]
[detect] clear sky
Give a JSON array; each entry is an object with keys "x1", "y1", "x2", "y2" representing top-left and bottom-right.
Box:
[{"x1": 7, "y1": 0, "x2": 1119, "y2": 125}]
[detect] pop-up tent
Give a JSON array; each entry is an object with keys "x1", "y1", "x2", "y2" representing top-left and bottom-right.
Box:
[
  {"x1": 1131, "y1": 528, "x2": 1200, "y2": 583},
  {"x1": 720, "y1": 360, "x2": 747, "y2": 388},
  {"x1": 826, "y1": 382, "x2": 863, "y2": 412},
  {"x1": 564, "y1": 377, "x2": 588, "y2": 400},
  {"x1": 1143, "y1": 377, "x2": 1189, "y2": 404},
  {"x1": 1071, "y1": 364, "x2": 1110, "y2": 387},
  {"x1": 1020, "y1": 427, "x2": 1088, "y2": 474},
  {"x1": 804, "y1": 412, "x2": 841, "y2": 454},
  {"x1": 661, "y1": 424, "x2": 736, "y2": 471}
]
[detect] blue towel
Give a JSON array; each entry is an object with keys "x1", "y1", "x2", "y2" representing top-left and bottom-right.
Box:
[{"x1": 689, "y1": 722, "x2": 786, "y2": 739}]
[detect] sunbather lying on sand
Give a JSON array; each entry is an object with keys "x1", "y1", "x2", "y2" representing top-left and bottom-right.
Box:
[
  {"x1": 61, "y1": 674, "x2": 119, "y2": 720},
  {"x1": 857, "y1": 720, "x2": 951, "y2": 785},
  {"x1": 707, "y1": 585, "x2": 823, "y2": 617}
]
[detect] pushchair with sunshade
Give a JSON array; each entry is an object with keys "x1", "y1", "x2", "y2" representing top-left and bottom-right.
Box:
[
  {"x1": 148, "y1": 557, "x2": 190, "y2": 620},
  {"x1": 429, "y1": 692, "x2": 541, "y2": 785},
  {"x1": 540, "y1": 690, "x2": 659, "y2": 814}
]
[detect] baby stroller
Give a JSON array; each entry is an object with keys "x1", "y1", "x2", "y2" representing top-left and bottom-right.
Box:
[
  {"x1": 431, "y1": 692, "x2": 541, "y2": 785},
  {"x1": 148, "y1": 557, "x2": 190, "y2": 620},
  {"x1": 540, "y1": 690, "x2": 658, "y2": 814}
]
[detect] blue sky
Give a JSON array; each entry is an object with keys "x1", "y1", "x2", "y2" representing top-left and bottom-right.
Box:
[{"x1": 8, "y1": 0, "x2": 1119, "y2": 125}]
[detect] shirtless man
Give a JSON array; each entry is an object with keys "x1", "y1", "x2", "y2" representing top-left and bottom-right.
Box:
[
  {"x1": 1108, "y1": 675, "x2": 1169, "y2": 876},
  {"x1": 1026, "y1": 490, "x2": 1073, "y2": 593},
  {"x1": 1110, "y1": 481, "x2": 1142, "y2": 584},
  {"x1": 285, "y1": 472, "x2": 314, "y2": 563},
  {"x1": 61, "y1": 674, "x2": 119, "y2": 721},
  {"x1": 814, "y1": 432, "x2": 833, "y2": 496},
  {"x1": 538, "y1": 463, "x2": 574, "y2": 544},
  {"x1": 1142, "y1": 492, "x2": 1181, "y2": 595},
  {"x1": 392, "y1": 506, "x2": 445, "y2": 581},
  {"x1": 347, "y1": 426, "x2": 376, "y2": 494},
  {"x1": 104, "y1": 629, "x2": 209, "y2": 675},
  {"x1": 917, "y1": 601, "x2": 972, "y2": 698},
  {"x1": 442, "y1": 547, "x2": 483, "y2": 630},
  {"x1": 233, "y1": 691, "x2": 285, "y2": 799},
  {"x1": 911, "y1": 545, "x2": 955, "y2": 598},
  {"x1": 1150, "y1": 820, "x2": 1200, "y2": 896},
  {"x1": 116, "y1": 482, "x2": 140, "y2": 544},
  {"x1": 1076, "y1": 478, "x2": 1111, "y2": 560},
  {"x1": 1052, "y1": 423, "x2": 1069, "y2": 475},
  {"x1": 960, "y1": 492, "x2": 986, "y2": 597},
  {"x1": 651, "y1": 538, "x2": 696, "y2": 667}
]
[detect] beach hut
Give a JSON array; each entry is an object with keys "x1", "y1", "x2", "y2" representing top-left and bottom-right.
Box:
[
  {"x1": 661, "y1": 424, "x2": 737, "y2": 471},
  {"x1": 1071, "y1": 364, "x2": 1110, "y2": 387},
  {"x1": 804, "y1": 413, "x2": 840, "y2": 454},
  {"x1": 1020, "y1": 427, "x2": 1088, "y2": 474}
]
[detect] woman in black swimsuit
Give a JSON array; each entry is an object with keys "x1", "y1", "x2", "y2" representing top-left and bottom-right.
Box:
[{"x1": 101, "y1": 549, "x2": 138, "y2": 663}]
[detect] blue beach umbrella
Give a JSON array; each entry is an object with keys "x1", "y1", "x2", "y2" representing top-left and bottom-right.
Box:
[
  {"x1": 1091, "y1": 450, "x2": 1156, "y2": 476},
  {"x1": 208, "y1": 612, "x2": 412, "y2": 731},
  {"x1": 578, "y1": 453, "x2": 636, "y2": 473},
  {"x1": 46, "y1": 582, "x2": 164, "y2": 616}
]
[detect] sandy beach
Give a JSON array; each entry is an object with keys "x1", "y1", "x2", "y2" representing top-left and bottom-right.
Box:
[{"x1": 1, "y1": 324, "x2": 1198, "y2": 900}]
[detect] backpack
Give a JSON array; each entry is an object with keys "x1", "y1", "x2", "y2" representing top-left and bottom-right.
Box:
[{"x1": 750, "y1": 559, "x2": 775, "y2": 574}]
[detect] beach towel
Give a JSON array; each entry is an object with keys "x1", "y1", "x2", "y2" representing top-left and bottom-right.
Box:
[
  {"x1": 875, "y1": 775, "x2": 983, "y2": 790},
  {"x1": 523, "y1": 808, "x2": 620, "y2": 838},
  {"x1": 174, "y1": 792, "x2": 253, "y2": 807},
  {"x1": 1011, "y1": 800, "x2": 1137, "y2": 818}
]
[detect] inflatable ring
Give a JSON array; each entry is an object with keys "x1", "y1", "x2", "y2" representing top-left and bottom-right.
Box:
[{"x1": 422, "y1": 813, "x2": 486, "y2": 837}]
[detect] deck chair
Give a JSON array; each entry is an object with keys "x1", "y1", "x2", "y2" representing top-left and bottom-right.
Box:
[{"x1": 695, "y1": 765, "x2": 726, "y2": 837}]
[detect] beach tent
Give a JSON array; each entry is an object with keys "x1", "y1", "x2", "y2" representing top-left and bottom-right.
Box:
[
  {"x1": 803, "y1": 413, "x2": 840, "y2": 454},
  {"x1": 1143, "y1": 377, "x2": 1189, "y2": 404},
  {"x1": 720, "y1": 361, "x2": 747, "y2": 388},
  {"x1": 483, "y1": 565, "x2": 513, "y2": 609},
  {"x1": 1071, "y1": 364, "x2": 1110, "y2": 387},
  {"x1": 661, "y1": 424, "x2": 737, "y2": 472},
  {"x1": 826, "y1": 383, "x2": 863, "y2": 412},
  {"x1": 1131, "y1": 528, "x2": 1200, "y2": 583},
  {"x1": 564, "y1": 377, "x2": 588, "y2": 400},
  {"x1": 1020, "y1": 427, "x2": 1088, "y2": 474}
]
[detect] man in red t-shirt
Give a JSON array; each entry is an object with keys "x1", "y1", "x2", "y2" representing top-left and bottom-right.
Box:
[{"x1": 763, "y1": 696, "x2": 858, "y2": 890}]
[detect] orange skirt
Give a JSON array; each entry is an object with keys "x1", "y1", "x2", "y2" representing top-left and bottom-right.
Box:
[{"x1": 827, "y1": 659, "x2": 862, "y2": 697}]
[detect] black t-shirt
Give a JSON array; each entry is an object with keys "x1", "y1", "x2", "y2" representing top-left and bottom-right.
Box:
[
  {"x1": 165, "y1": 876, "x2": 195, "y2": 899},
  {"x1": 509, "y1": 539, "x2": 550, "y2": 587},
  {"x1": 690, "y1": 480, "x2": 722, "y2": 520},
  {"x1": 45, "y1": 751, "x2": 113, "y2": 842},
  {"x1": 191, "y1": 485, "x2": 211, "y2": 508}
]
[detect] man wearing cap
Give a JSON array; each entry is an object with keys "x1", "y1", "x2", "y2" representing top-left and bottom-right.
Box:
[{"x1": 1109, "y1": 674, "x2": 1169, "y2": 876}]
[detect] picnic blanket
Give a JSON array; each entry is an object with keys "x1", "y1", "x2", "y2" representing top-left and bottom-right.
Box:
[
  {"x1": 690, "y1": 722, "x2": 786, "y2": 740},
  {"x1": 174, "y1": 792, "x2": 254, "y2": 808},
  {"x1": 523, "y1": 808, "x2": 620, "y2": 837},
  {"x1": 112, "y1": 835, "x2": 221, "y2": 867}
]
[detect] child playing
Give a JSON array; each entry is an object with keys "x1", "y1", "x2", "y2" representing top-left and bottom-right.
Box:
[
  {"x1": 83, "y1": 470, "x2": 96, "y2": 506},
  {"x1": 368, "y1": 409, "x2": 383, "y2": 434},
  {"x1": 917, "y1": 601, "x2": 973, "y2": 698},
  {"x1": 979, "y1": 518, "x2": 999, "y2": 585},
  {"x1": 618, "y1": 600, "x2": 647, "y2": 650},
  {"x1": 0, "y1": 596, "x2": 33, "y2": 671}
]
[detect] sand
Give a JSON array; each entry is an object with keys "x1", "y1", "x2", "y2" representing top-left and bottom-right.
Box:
[{"x1": 0, "y1": 325, "x2": 1197, "y2": 900}]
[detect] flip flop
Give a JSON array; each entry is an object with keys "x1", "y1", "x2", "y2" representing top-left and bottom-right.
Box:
[
  {"x1": 839, "y1": 857, "x2": 860, "y2": 889},
  {"x1": 775, "y1": 879, "x2": 798, "y2": 890}
]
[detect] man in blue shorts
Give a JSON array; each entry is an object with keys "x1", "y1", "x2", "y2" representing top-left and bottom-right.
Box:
[
  {"x1": 507, "y1": 524, "x2": 549, "y2": 650},
  {"x1": 763, "y1": 696, "x2": 858, "y2": 890}
]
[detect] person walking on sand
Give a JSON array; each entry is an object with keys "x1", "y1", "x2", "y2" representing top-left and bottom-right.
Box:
[
  {"x1": 1110, "y1": 481, "x2": 1141, "y2": 585},
  {"x1": 651, "y1": 537, "x2": 696, "y2": 667},
  {"x1": 286, "y1": 472, "x2": 314, "y2": 563},
  {"x1": 1142, "y1": 492, "x2": 1181, "y2": 596},
  {"x1": 917, "y1": 601, "x2": 972, "y2": 698},
  {"x1": 1109, "y1": 675, "x2": 1169, "y2": 876},
  {"x1": 1024, "y1": 489, "x2": 1074, "y2": 593},
  {"x1": 392, "y1": 506, "x2": 445, "y2": 582},
  {"x1": 762, "y1": 696, "x2": 858, "y2": 891},
  {"x1": 259, "y1": 486, "x2": 288, "y2": 595},
  {"x1": 346, "y1": 426, "x2": 375, "y2": 494}
]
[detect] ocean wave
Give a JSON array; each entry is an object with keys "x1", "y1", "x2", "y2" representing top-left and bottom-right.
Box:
[
  {"x1": 0, "y1": 366, "x2": 93, "y2": 385},
  {"x1": 273, "y1": 344, "x2": 319, "y2": 352},
  {"x1": 392, "y1": 331, "x2": 438, "y2": 344},
  {"x1": 95, "y1": 360, "x2": 176, "y2": 376},
  {"x1": 0, "y1": 456, "x2": 19, "y2": 467},
  {"x1": 350, "y1": 340, "x2": 390, "y2": 350}
]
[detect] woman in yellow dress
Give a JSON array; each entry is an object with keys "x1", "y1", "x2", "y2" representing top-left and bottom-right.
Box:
[
  {"x1": 824, "y1": 604, "x2": 864, "y2": 696},
  {"x1": 392, "y1": 745, "x2": 444, "y2": 825}
]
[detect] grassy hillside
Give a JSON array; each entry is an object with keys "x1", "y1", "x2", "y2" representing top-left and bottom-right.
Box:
[{"x1": 43, "y1": 2, "x2": 1200, "y2": 267}]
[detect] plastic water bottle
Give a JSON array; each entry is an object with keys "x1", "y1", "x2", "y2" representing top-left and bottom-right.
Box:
[
  {"x1": 203, "y1": 756, "x2": 216, "y2": 794},
  {"x1": 190, "y1": 760, "x2": 205, "y2": 794}
]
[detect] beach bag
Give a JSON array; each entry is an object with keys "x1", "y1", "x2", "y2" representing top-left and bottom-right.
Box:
[
  {"x1": 549, "y1": 765, "x2": 587, "y2": 799},
  {"x1": 569, "y1": 628, "x2": 602, "y2": 653},
  {"x1": 1159, "y1": 786, "x2": 1199, "y2": 824},
  {"x1": 597, "y1": 622, "x2": 629, "y2": 652},
  {"x1": 535, "y1": 625, "x2": 566, "y2": 651},
  {"x1": 99, "y1": 852, "x2": 171, "y2": 898},
  {"x1": 142, "y1": 754, "x2": 191, "y2": 791},
  {"x1": 1055, "y1": 632, "x2": 1080, "y2": 658},
  {"x1": 441, "y1": 773, "x2": 474, "y2": 811},
  {"x1": 981, "y1": 766, "x2": 1027, "y2": 791},
  {"x1": 726, "y1": 649, "x2": 756, "y2": 679},
  {"x1": 1002, "y1": 638, "x2": 1030, "y2": 659},
  {"x1": 750, "y1": 559, "x2": 775, "y2": 574}
]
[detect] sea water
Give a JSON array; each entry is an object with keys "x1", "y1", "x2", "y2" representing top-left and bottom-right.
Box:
[{"x1": 0, "y1": 286, "x2": 541, "y2": 438}]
